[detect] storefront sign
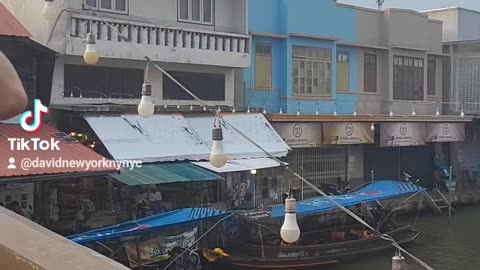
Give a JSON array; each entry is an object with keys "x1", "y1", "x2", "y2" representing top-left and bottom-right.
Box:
[
  {"x1": 323, "y1": 123, "x2": 374, "y2": 145},
  {"x1": 380, "y1": 123, "x2": 426, "y2": 147},
  {"x1": 272, "y1": 123, "x2": 323, "y2": 148},
  {"x1": 426, "y1": 123, "x2": 465, "y2": 142},
  {"x1": 126, "y1": 227, "x2": 197, "y2": 267}
]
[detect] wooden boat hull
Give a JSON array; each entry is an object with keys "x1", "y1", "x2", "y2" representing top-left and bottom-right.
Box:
[{"x1": 209, "y1": 226, "x2": 419, "y2": 270}]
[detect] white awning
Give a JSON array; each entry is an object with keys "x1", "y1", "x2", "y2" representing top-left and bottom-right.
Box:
[
  {"x1": 84, "y1": 113, "x2": 290, "y2": 162},
  {"x1": 184, "y1": 113, "x2": 290, "y2": 160},
  {"x1": 84, "y1": 114, "x2": 210, "y2": 162},
  {"x1": 192, "y1": 158, "x2": 283, "y2": 173}
]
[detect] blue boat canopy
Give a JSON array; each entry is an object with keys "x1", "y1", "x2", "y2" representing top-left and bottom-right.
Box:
[
  {"x1": 69, "y1": 208, "x2": 227, "y2": 244},
  {"x1": 271, "y1": 181, "x2": 426, "y2": 218}
]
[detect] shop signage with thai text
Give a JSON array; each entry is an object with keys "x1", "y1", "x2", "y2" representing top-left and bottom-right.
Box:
[
  {"x1": 380, "y1": 123, "x2": 426, "y2": 147},
  {"x1": 426, "y1": 123, "x2": 465, "y2": 142},
  {"x1": 323, "y1": 123, "x2": 374, "y2": 145},
  {"x1": 272, "y1": 123, "x2": 323, "y2": 148}
]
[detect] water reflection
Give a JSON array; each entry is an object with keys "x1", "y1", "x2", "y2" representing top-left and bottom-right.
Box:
[{"x1": 326, "y1": 207, "x2": 480, "y2": 270}]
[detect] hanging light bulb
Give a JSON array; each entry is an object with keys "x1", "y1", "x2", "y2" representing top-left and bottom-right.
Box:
[
  {"x1": 209, "y1": 125, "x2": 227, "y2": 168},
  {"x1": 371, "y1": 123, "x2": 375, "y2": 132},
  {"x1": 250, "y1": 169, "x2": 257, "y2": 175},
  {"x1": 435, "y1": 107, "x2": 440, "y2": 117},
  {"x1": 190, "y1": 104, "x2": 194, "y2": 111},
  {"x1": 84, "y1": 33, "x2": 99, "y2": 65},
  {"x1": 389, "y1": 106, "x2": 394, "y2": 117},
  {"x1": 460, "y1": 108, "x2": 465, "y2": 118},
  {"x1": 263, "y1": 108, "x2": 267, "y2": 114},
  {"x1": 412, "y1": 107, "x2": 416, "y2": 116},
  {"x1": 138, "y1": 82, "x2": 154, "y2": 118},
  {"x1": 279, "y1": 107, "x2": 283, "y2": 114},
  {"x1": 217, "y1": 106, "x2": 222, "y2": 113},
  {"x1": 296, "y1": 103, "x2": 301, "y2": 116},
  {"x1": 42, "y1": 0, "x2": 57, "y2": 21},
  {"x1": 315, "y1": 103, "x2": 319, "y2": 115},
  {"x1": 333, "y1": 105, "x2": 338, "y2": 116},
  {"x1": 353, "y1": 109, "x2": 358, "y2": 117},
  {"x1": 164, "y1": 104, "x2": 168, "y2": 109},
  {"x1": 232, "y1": 107, "x2": 236, "y2": 113},
  {"x1": 203, "y1": 106, "x2": 207, "y2": 112},
  {"x1": 280, "y1": 193, "x2": 301, "y2": 243},
  {"x1": 247, "y1": 107, "x2": 251, "y2": 113},
  {"x1": 177, "y1": 104, "x2": 181, "y2": 110}
]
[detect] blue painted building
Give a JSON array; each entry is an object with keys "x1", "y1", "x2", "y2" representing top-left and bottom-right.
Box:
[{"x1": 245, "y1": 0, "x2": 358, "y2": 114}]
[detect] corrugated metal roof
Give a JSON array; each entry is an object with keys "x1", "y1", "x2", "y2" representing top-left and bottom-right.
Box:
[
  {"x1": 0, "y1": 3, "x2": 31, "y2": 37},
  {"x1": 109, "y1": 163, "x2": 223, "y2": 186},
  {"x1": 0, "y1": 124, "x2": 117, "y2": 178}
]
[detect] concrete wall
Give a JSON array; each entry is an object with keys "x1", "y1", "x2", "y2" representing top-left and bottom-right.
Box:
[
  {"x1": 386, "y1": 9, "x2": 442, "y2": 53},
  {"x1": 425, "y1": 9, "x2": 459, "y2": 42},
  {"x1": 458, "y1": 9, "x2": 480, "y2": 42},
  {"x1": 354, "y1": 7, "x2": 387, "y2": 47},
  {"x1": 50, "y1": 56, "x2": 235, "y2": 107}
]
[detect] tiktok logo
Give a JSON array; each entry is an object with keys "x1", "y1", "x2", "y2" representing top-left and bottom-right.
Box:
[{"x1": 19, "y1": 99, "x2": 49, "y2": 133}]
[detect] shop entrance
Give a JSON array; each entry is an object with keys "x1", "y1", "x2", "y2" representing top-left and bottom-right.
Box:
[{"x1": 364, "y1": 145, "x2": 434, "y2": 188}]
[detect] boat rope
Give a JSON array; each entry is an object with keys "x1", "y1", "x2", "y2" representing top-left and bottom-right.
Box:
[
  {"x1": 161, "y1": 213, "x2": 233, "y2": 270},
  {"x1": 81, "y1": 10, "x2": 434, "y2": 270}
]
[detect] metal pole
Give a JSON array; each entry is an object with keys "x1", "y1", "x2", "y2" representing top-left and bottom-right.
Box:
[{"x1": 449, "y1": 166, "x2": 453, "y2": 222}]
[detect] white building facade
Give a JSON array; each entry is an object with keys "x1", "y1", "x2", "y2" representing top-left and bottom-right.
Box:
[{"x1": 1, "y1": 0, "x2": 250, "y2": 110}]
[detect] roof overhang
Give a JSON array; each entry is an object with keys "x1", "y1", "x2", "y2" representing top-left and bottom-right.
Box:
[
  {"x1": 267, "y1": 114, "x2": 474, "y2": 123},
  {"x1": 0, "y1": 36, "x2": 56, "y2": 55}
]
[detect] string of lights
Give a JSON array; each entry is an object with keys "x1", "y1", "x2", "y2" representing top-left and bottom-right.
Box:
[{"x1": 39, "y1": 1, "x2": 440, "y2": 269}]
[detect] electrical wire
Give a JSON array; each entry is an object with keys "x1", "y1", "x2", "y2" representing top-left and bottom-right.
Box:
[{"x1": 54, "y1": 3, "x2": 438, "y2": 269}]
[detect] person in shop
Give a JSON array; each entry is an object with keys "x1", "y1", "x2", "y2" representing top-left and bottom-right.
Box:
[{"x1": 75, "y1": 193, "x2": 96, "y2": 232}]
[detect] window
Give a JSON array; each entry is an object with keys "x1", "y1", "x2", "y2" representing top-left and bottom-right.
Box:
[
  {"x1": 84, "y1": 0, "x2": 128, "y2": 13},
  {"x1": 292, "y1": 46, "x2": 332, "y2": 97},
  {"x1": 255, "y1": 44, "x2": 272, "y2": 90},
  {"x1": 336, "y1": 51, "x2": 350, "y2": 92},
  {"x1": 178, "y1": 0, "x2": 213, "y2": 25},
  {"x1": 427, "y1": 57, "x2": 436, "y2": 96},
  {"x1": 163, "y1": 71, "x2": 225, "y2": 101},
  {"x1": 393, "y1": 56, "x2": 424, "y2": 100},
  {"x1": 64, "y1": 65, "x2": 143, "y2": 98},
  {"x1": 364, "y1": 53, "x2": 377, "y2": 93}
]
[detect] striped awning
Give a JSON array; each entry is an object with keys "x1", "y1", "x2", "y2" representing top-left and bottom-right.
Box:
[{"x1": 109, "y1": 163, "x2": 223, "y2": 186}]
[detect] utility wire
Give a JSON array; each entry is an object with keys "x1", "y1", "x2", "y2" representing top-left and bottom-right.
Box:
[{"x1": 73, "y1": 4, "x2": 435, "y2": 269}]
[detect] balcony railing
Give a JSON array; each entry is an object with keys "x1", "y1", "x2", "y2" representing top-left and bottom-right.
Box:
[{"x1": 69, "y1": 14, "x2": 250, "y2": 54}]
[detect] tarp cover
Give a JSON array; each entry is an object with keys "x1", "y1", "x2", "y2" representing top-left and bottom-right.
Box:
[
  {"x1": 69, "y1": 208, "x2": 227, "y2": 244},
  {"x1": 271, "y1": 181, "x2": 425, "y2": 218}
]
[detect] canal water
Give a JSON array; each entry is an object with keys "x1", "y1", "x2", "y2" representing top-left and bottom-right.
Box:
[{"x1": 326, "y1": 206, "x2": 480, "y2": 270}]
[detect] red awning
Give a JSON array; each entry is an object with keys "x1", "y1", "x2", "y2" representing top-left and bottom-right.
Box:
[
  {"x1": 0, "y1": 124, "x2": 117, "y2": 179},
  {"x1": 0, "y1": 3, "x2": 30, "y2": 38}
]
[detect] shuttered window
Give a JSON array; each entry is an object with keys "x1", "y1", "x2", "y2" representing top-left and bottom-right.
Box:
[
  {"x1": 427, "y1": 57, "x2": 436, "y2": 96},
  {"x1": 337, "y1": 51, "x2": 350, "y2": 92},
  {"x1": 254, "y1": 44, "x2": 272, "y2": 90},
  {"x1": 393, "y1": 56, "x2": 424, "y2": 100},
  {"x1": 254, "y1": 147, "x2": 347, "y2": 206},
  {"x1": 364, "y1": 53, "x2": 377, "y2": 93}
]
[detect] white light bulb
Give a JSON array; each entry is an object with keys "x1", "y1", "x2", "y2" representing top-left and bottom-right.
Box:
[
  {"x1": 232, "y1": 107, "x2": 236, "y2": 113},
  {"x1": 177, "y1": 104, "x2": 181, "y2": 110},
  {"x1": 247, "y1": 107, "x2": 251, "y2": 113},
  {"x1": 84, "y1": 33, "x2": 99, "y2": 65},
  {"x1": 315, "y1": 108, "x2": 319, "y2": 115},
  {"x1": 203, "y1": 106, "x2": 207, "y2": 111},
  {"x1": 333, "y1": 109, "x2": 337, "y2": 117},
  {"x1": 164, "y1": 104, "x2": 168, "y2": 109},
  {"x1": 280, "y1": 197, "x2": 301, "y2": 243},
  {"x1": 371, "y1": 123, "x2": 375, "y2": 132},
  {"x1": 435, "y1": 108, "x2": 440, "y2": 117},
  {"x1": 250, "y1": 169, "x2": 257, "y2": 175},
  {"x1": 412, "y1": 108, "x2": 416, "y2": 116},
  {"x1": 279, "y1": 108, "x2": 283, "y2": 114},
  {"x1": 190, "y1": 104, "x2": 194, "y2": 111},
  {"x1": 353, "y1": 109, "x2": 358, "y2": 117},
  {"x1": 138, "y1": 95, "x2": 154, "y2": 118},
  {"x1": 389, "y1": 109, "x2": 394, "y2": 117},
  {"x1": 42, "y1": 0, "x2": 57, "y2": 21},
  {"x1": 460, "y1": 109, "x2": 465, "y2": 118},
  {"x1": 209, "y1": 127, "x2": 227, "y2": 168},
  {"x1": 263, "y1": 108, "x2": 267, "y2": 114},
  {"x1": 296, "y1": 110, "x2": 300, "y2": 116}
]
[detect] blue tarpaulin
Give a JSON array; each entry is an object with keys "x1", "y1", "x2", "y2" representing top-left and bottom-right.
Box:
[
  {"x1": 68, "y1": 208, "x2": 227, "y2": 244},
  {"x1": 271, "y1": 181, "x2": 426, "y2": 218}
]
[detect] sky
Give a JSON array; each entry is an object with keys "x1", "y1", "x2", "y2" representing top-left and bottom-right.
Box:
[{"x1": 338, "y1": 0, "x2": 480, "y2": 12}]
